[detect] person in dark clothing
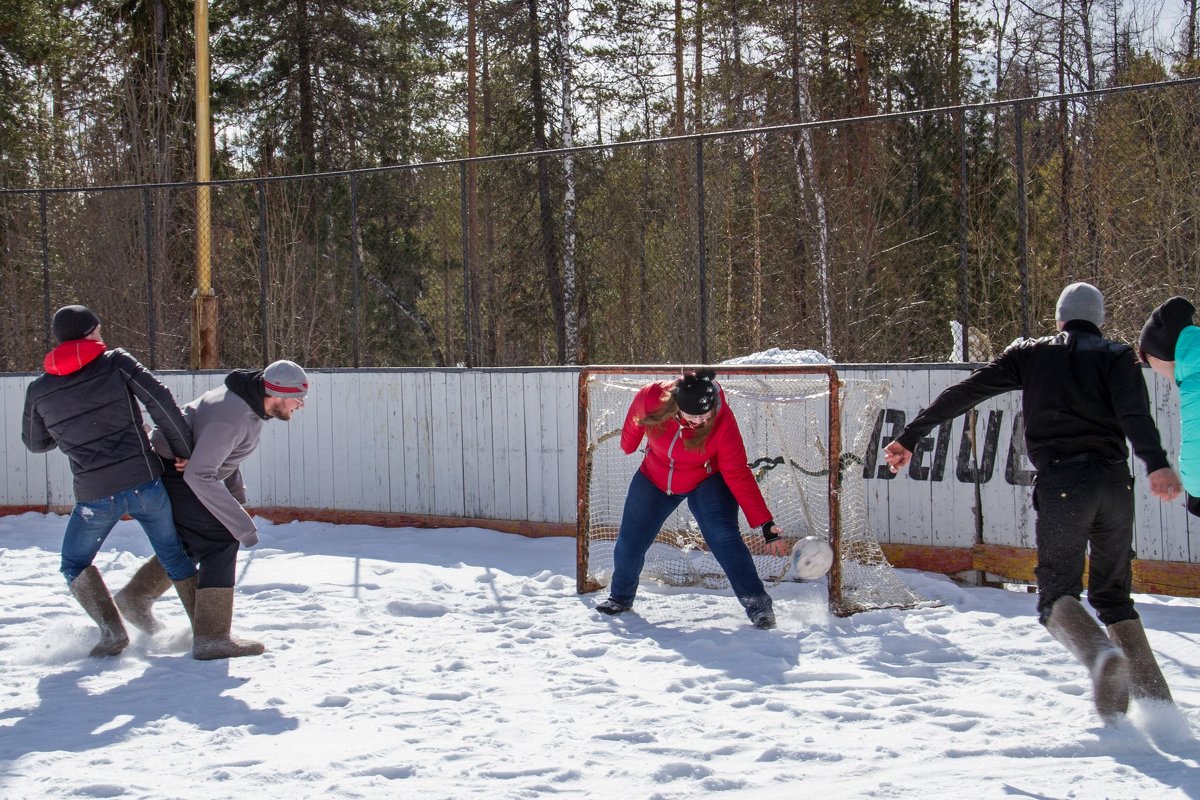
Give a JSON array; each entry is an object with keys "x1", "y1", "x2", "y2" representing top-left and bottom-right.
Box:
[
  {"x1": 22, "y1": 305, "x2": 196, "y2": 657},
  {"x1": 151, "y1": 360, "x2": 308, "y2": 660},
  {"x1": 882, "y1": 283, "x2": 1182, "y2": 724}
]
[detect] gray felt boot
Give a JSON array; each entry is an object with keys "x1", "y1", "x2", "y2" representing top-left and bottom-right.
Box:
[
  {"x1": 192, "y1": 587, "x2": 264, "y2": 660},
  {"x1": 1045, "y1": 596, "x2": 1130, "y2": 724},
  {"x1": 1107, "y1": 618, "x2": 1173, "y2": 704},
  {"x1": 70, "y1": 566, "x2": 130, "y2": 658},
  {"x1": 174, "y1": 574, "x2": 198, "y2": 626},
  {"x1": 114, "y1": 556, "x2": 174, "y2": 634}
]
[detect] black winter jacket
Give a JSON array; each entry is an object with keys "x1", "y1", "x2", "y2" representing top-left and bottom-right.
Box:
[
  {"x1": 22, "y1": 342, "x2": 193, "y2": 502},
  {"x1": 895, "y1": 321, "x2": 1170, "y2": 473}
]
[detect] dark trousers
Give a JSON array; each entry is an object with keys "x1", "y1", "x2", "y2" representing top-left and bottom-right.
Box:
[
  {"x1": 1033, "y1": 458, "x2": 1137, "y2": 626},
  {"x1": 608, "y1": 470, "x2": 771, "y2": 616},
  {"x1": 161, "y1": 461, "x2": 240, "y2": 589}
]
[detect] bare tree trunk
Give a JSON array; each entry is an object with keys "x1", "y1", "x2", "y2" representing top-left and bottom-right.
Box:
[
  {"x1": 693, "y1": 0, "x2": 703, "y2": 132},
  {"x1": 1077, "y1": 0, "x2": 1100, "y2": 283},
  {"x1": 1189, "y1": 0, "x2": 1197, "y2": 60},
  {"x1": 638, "y1": 95, "x2": 652, "y2": 358},
  {"x1": 673, "y1": 0, "x2": 689, "y2": 227},
  {"x1": 950, "y1": 0, "x2": 961, "y2": 103},
  {"x1": 1057, "y1": 0, "x2": 1073, "y2": 280},
  {"x1": 791, "y1": 0, "x2": 832, "y2": 356},
  {"x1": 482, "y1": 33, "x2": 499, "y2": 364},
  {"x1": 732, "y1": 0, "x2": 745, "y2": 131},
  {"x1": 295, "y1": 0, "x2": 315, "y2": 173},
  {"x1": 557, "y1": 0, "x2": 580, "y2": 364},
  {"x1": 1079, "y1": 0, "x2": 1095, "y2": 89},
  {"x1": 528, "y1": 0, "x2": 565, "y2": 362},
  {"x1": 729, "y1": 0, "x2": 758, "y2": 348},
  {"x1": 850, "y1": 16, "x2": 872, "y2": 183},
  {"x1": 480, "y1": 32, "x2": 499, "y2": 364},
  {"x1": 992, "y1": 0, "x2": 1012, "y2": 155}
]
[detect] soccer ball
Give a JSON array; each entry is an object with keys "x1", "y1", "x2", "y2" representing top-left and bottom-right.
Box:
[{"x1": 789, "y1": 536, "x2": 834, "y2": 580}]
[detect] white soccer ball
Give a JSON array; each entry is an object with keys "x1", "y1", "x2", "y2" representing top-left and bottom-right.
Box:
[{"x1": 790, "y1": 536, "x2": 834, "y2": 580}]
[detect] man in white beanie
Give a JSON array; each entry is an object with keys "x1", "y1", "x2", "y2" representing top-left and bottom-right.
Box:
[
  {"x1": 151, "y1": 359, "x2": 308, "y2": 660},
  {"x1": 881, "y1": 282, "x2": 1182, "y2": 724}
]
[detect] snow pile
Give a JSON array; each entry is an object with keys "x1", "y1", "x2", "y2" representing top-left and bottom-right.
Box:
[{"x1": 721, "y1": 347, "x2": 834, "y2": 365}]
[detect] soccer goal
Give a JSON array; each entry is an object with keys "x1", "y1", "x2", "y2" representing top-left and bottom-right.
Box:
[{"x1": 577, "y1": 365, "x2": 924, "y2": 616}]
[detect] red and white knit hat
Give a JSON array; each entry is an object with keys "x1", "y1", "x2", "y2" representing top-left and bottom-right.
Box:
[{"x1": 264, "y1": 359, "x2": 308, "y2": 398}]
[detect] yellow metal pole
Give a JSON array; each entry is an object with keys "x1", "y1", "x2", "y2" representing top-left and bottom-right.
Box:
[{"x1": 192, "y1": 0, "x2": 218, "y2": 368}]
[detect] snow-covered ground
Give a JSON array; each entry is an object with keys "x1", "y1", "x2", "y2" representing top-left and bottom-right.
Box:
[{"x1": 1, "y1": 512, "x2": 1197, "y2": 799}]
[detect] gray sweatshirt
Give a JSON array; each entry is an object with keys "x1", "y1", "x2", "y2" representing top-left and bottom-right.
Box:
[{"x1": 153, "y1": 370, "x2": 268, "y2": 546}]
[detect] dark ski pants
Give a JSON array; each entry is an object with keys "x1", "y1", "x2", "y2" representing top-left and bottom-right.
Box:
[
  {"x1": 1033, "y1": 457, "x2": 1138, "y2": 626},
  {"x1": 161, "y1": 461, "x2": 241, "y2": 590}
]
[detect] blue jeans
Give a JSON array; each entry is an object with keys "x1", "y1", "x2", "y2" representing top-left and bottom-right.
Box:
[
  {"x1": 60, "y1": 478, "x2": 195, "y2": 583},
  {"x1": 608, "y1": 470, "x2": 771, "y2": 617}
]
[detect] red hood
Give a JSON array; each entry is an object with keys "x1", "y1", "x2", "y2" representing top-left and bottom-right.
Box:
[{"x1": 44, "y1": 340, "x2": 107, "y2": 375}]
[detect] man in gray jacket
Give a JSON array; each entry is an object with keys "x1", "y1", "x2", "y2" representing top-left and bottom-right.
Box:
[
  {"x1": 153, "y1": 359, "x2": 308, "y2": 660},
  {"x1": 23, "y1": 305, "x2": 196, "y2": 657}
]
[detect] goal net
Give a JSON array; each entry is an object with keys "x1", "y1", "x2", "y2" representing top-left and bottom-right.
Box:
[{"x1": 577, "y1": 365, "x2": 925, "y2": 616}]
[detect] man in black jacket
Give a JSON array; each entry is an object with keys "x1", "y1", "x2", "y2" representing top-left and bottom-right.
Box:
[
  {"x1": 882, "y1": 283, "x2": 1182, "y2": 724},
  {"x1": 22, "y1": 305, "x2": 196, "y2": 657}
]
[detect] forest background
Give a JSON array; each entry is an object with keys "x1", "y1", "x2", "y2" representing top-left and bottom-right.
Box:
[{"x1": 0, "y1": 0, "x2": 1198, "y2": 371}]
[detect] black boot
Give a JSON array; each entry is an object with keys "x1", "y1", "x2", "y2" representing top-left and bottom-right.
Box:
[{"x1": 595, "y1": 597, "x2": 632, "y2": 615}]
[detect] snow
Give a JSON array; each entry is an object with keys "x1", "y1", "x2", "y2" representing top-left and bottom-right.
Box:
[
  {"x1": 2, "y1": 514, "x2": 1198, "y2": 798},
  {"x1": 721, "y1": 347, "x2": 832, "y2": 365}
]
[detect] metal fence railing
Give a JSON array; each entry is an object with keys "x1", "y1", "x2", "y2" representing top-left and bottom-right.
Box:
[{"x1": 2, "y1": 77, "x2": 1198, "y2": 372}]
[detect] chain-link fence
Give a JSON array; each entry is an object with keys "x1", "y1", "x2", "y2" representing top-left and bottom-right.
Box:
[{"x1": 2, "y1": 77, "x2": 1198, "y2": 371}]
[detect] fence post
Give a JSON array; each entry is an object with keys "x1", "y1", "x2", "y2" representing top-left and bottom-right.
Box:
[
  {"x1": 695, "y1": 136, "x2": 708, "y2": 363},
  {"x1": 957, "y1": 110, "x2": 970, "y2": 361},
  {"x1": 1015, "y1": 102, "x2": 1030, "y2": 338},
  {"x1": 256, "y1": 180, "x2": 270, "y2": 367},
  {"x1": 350, "y1": 173, "x2": 363, "y2": 368},
  {"x1": 39, "y1": 191, "x2": 50, "y2": 348},
  {"x1": 142, "y1": 187, "x2": 157, "y2": 369},
  {"x1": 957, "y1": 110, "x2": 986, "y2": 560},
  {"x1": 461, "y1": 161, "x2": 473, "y2": 369}
]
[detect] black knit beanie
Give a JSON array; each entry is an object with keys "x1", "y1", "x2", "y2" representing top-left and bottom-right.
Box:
[
  {"x1": 51, "y1": 305, "x2": 101, "y2": 343},
  {"x1": 1139, "y1": 296, "x2": 1196, "y2": 361},
  {"x1": 673, "y1": 368, "x2": 718, "y2": 414}
]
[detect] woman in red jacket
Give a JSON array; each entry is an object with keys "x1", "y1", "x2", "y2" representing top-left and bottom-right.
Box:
[{"x1": 595, "y1": 368, "x2": 789, "y2": 629}]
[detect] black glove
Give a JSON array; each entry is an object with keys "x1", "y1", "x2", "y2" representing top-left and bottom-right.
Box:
[{"x1": 761, "y1": 520, "x2": 780, "y2": 543}]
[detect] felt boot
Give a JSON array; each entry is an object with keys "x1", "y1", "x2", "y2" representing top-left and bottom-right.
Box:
[
  {"x1": 192, "y1": 587, "x2": 264, "y2": 660},
  {"x1": 1045, "y1": 596, "x2": 1130, "y2": 724},
  {"x1": 174, "y1": 574, "x2": 198, "y2": 626},
  {"x1": 1107, "y1": 618, "x2": 1173, "y2": 703},
  {"x1": 114, "y1": 556, "x2": 173, "y2": 634},
  {"x1": 70, "y1": 566, "x2": 130, "y2": 658}
]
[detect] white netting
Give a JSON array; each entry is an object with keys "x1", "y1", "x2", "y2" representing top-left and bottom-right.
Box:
[{"x1": 579, "y1": 367, "x2": 925, "y2": 616}]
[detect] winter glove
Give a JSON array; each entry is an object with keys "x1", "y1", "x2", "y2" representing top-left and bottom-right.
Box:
[{"x1": 761, "y1": 520, "x2": 780, "y2": 544}]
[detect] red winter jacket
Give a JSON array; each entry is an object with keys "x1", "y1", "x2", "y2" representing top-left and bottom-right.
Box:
[{"x1": 620, "y1": 380, "x2": 772, "y2": 528}]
